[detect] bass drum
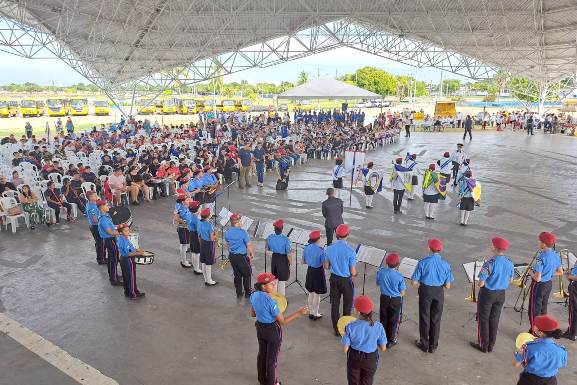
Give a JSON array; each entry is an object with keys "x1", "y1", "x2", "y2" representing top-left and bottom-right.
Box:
[{"x1": 109, "y1": 206, "x2": 132, "y2": 227}]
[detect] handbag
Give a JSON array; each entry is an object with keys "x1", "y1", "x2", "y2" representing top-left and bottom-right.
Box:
[{"x1": 275, "y1": 179, "x2": 288, "y2": 191}]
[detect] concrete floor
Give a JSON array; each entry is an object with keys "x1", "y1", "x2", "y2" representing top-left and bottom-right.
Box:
[{"x1": 1, "y1": 130, "x2": 577, "y2": 385}]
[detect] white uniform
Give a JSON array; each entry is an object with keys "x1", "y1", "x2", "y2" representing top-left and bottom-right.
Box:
[
  {"x1": 363, "y1": 169, "x2": 381, "y2": 207},
  {"x1": 438, "y1": 157, "x2": 453, "y2": 175}
]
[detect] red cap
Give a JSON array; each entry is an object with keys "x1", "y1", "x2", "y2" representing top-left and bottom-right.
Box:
[
  {"x1": 539, "y1": 231, "x2": 556, "y2": 247},
  {"x1": 367, "y1": 161, "x2": 374, "y2": 168},
  {"x1": 428, "y1": 238, "x2": 443, "y2": 252},
  {"x1": 229, "y1": 145, "x2": 237, "y2": 152},
  {"x1": 96, "y1": 199, "x2": 107, "y2": 207},
  {"x1": 336, "y1": 158, "x2": 342, "y2": 162},
  {"x1": 230, "y1": 213, "x2": 241, "y2": 221},
  {"x1": 273, "y1": 219, "x2": 284, "y2": 228},
  {"x1": 491, "y1": 237, "x2": 509, "y2": 251},
  {"x1": 116, "y1": 223, "x2": 129, "y2": 230},
  {"x1": 336, "y1": 224, "x2": 349, "y2": 237},
  {"x1": 385, "y1": 253, "x2": 400, "y2": 266},
  {"x1": 176, "y1": 193, "x2": 187, "y2": 201},
  {"x1": 428, "y1": 164, "x2": 436, "y2": 170},
  {"x1": 534, "y1": 315, "x2": 560, "y2": 332},
  {"x1": 200, "y1": 208, "x2": 211, "y2": 217},
  {"x1": 411, "y1": 153, "x2": 417, "y2": 159},
  {"x1": 443, "y1": 152, "x2": 450, "y2": 157},
  {"x1": 188, "y1": 200, "x2": 201, "y2": 209},
  {"x1": 182, "y1": 168, "x2": 191, "y2": 174},
  {"x1": 309, "y1": 230, "x2": 321, "y2": 240},
  {"x1": 354, "y1": 296, "x2": 374, "y2": 314},
  {"x1": 395, "y1": 157, "x2": 403, "y2": 164},
  {"x1": 256, "y1": 272, "x2": 276, "y2": 284},
  {"x1": 176, "y1": 188, "x2": 185, "y2": 194}
]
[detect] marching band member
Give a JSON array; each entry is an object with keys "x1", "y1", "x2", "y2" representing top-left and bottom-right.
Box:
[
  {"x1": 390, "y1": 158, "x2": 411, "y2": 214},
  {"x1": 360, "y1": 162, "x2": 381, "y2": 209},
  {"x1": 514, "y1": 315, "x2": 567, "y2": 385},
  {"x1": 266, "y1": 219, "x2": 291, "y2": 296},
  {"x1": 225, "y1": 213, "x2": 254, "y2": 298},
  {"x1": 198, "y1": 208, "x2": 217, "y2": 286},
  {"x1": 186, "y1": 200, "x2": 203, "y2": 275},
  {"x1": 458, "y1": 170, "x2": 476, "y2": 226},
  {"x1": 249, "y1": 272, "x2": 308, "y2": 385},
  {"x1": 201, "y1": 164, "x2": 218, "y2": 212},
  {"x1": 411, "y1": 239, "x2": 454, "y2": 353},
  {"x1": 528, "y1": 232, "x2": 563, "y2": 333},
  {"x1": 342, "y1": 296, "x2": 387, "y2": 385},
  {"x1": 376, "y1": 252, "x2": 406, "y2": 348},
  {"x1": 97, "y1": 200, "x2": 122, "y2": 286},
  {"x1": 404, "y1": 153, "x2": 419, "y2": 200},
  {"x1": 563, "y1": 258, "x2": 577, "y2": 341},
  {"x1": 450, "y1": 143, "x2": 466, "y2": 186},
  {"x1": 116, "y1": 224, "x2": 145, "y2": 300},
  {"x1": 437, "y1": 152, "x2": 453, "y2": 185},
  {"x1": 85, "y1": 191, "x2": 106, "y2": 265},
  {"x1": 332, "y1": 158, "x2": 346, "y2": 198},
  {"x1": 456, "y1": 158, "x2": 472, "y2": 182},
  {"x1": 422, "y1": 164, "x2": 440, "y2": 220},
  {"x1": 174, "y1": 193, "x2": 192, "y2": 268},
  {"x1": 325, "y1": 224, "x2": 357, "y2": 336},
  {"x1": 302, "y1": 230, "x2": 327, "y2": 320},
  {"x1": 471, "y1": 237, "x2": 514, "y2": 353}
]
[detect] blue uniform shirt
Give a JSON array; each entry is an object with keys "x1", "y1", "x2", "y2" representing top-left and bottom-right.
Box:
[
  {"x1": 187, "y1": 178, "x2": 204, "y2": 192},
  {"x1": 225, "y1": 227, "x2": 250, "y2": 254},
  {"x1": 201, "y1": 173, "x2": 217, "y2": 185},
  {"x1": 250, "y1": 291, "x2": 280, "y2": 324},
  {"x1": 571, "y1": 261, "x2": 577, "y2": 276},
  {"x1": 116, "y1": 235, "x2": 135, "y2": 258},
  {"x1": 515, "y1": 338, "x2": 567, "y2": 378},
  {"x1": 97, "y1": 213, "x2": 115, "y2": 239},
  {"x1": 185, "y1": 212, "x2": 199, "y2": 232},
  {"x1": 303, "y1": 243, "x2": 326, "y2": 268},
  {"x1": 266, "y1": 234, "x2": 291, "y2": 254},
  {"x1": 532, "y1": 249, "x2": 561, "y2": 282},
  {"x1": 326, "y1": 240, "x2": 356, "y2": 277},
  {"x1": 341, "y1": 320, "x2": 387, "y2": 353},
  {"x1": 411, "y1": 253, "x2": 454, "y2": 286},
  {"x1": 253, "y1": 148, "x2": 265, "y2": 163},
  {"x1": 238, "y1": 148, "x2": 252, "y2": 167},
  {"x1": 85, "y1": 202, "x2": 99, "y2": 226},
  {"x1": 376, "y1": 267, "x2": 406, "y2": 297},
  {"x1": 477, "y1": 255, "x2": 514, "y2": 291},
  {"x1": 197, "y1": 220, "x2": 214, "y2": 241}
]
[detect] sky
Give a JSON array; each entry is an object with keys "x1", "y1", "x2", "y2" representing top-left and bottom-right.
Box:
[{"x1": 0, "y1": 46, "x2": 466, "y2": 86}]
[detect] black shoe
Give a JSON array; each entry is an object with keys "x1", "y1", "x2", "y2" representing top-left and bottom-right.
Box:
[
  {"x1": 193, "y1": 270, "x2": 203, "y2": 275},
  {"x1": 562, "y1": 332, "x2": 577, "y2": 341},
  {"x1": 129, "y1": 294, "x2": 143, "y2": 300},
  {"x1": 415, "y1": 340, "x2": 428, "y2": 352},
  {"x1": 180, "y1": 262, "x2": 192, "y2": 268},
  {"x1": 487, "y1": 346, "x2": 494, "y2": 352},
  {"x1": 334, "y1": 330, "x2": 341, "y2": 337},
  {"x1": 97, "y1": 260, "x2": 107, "y2": 265},
  {"x1": 470, "y1": 342, "x2": 487, "y2": 353},
  {"x1": 244, "y1": 293, "x2": 252, "y2": 298},
  {"x1": 205, "y1": 281, "x2": 218, "y2": 286},
  {"x1": 110, "y1": 281, "x2": 123, "y2": 286},
  {"x1": 309, "y1": 314, "x2": 315, "y2": 320},
  {"x1": 132, "y1": 201, "x2": 140, "y2": 206},
  {"x1": 136, "y1": 292, "x2": 145, "y2": 297},
  {"x1": 428, "y1": 347, "x2": 436, "y2": 354},
  {"x1": 386, "y1": 340, "x2": 398, "y2": 349},
  {"x1": 313, "y1": 315, "x2": 323, "y2": 320}
]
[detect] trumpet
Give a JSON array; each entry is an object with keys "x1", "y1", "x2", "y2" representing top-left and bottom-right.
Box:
[{"x1": 553, "y1": 249, "x2": 570, "y2": 300}]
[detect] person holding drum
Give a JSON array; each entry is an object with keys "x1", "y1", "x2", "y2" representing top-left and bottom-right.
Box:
[
  {"x1": 249, "y1": 272, "x2": 308, "y2": 385},
  {"x1": 266, "y1": 219, "x2": 291, "y2": 296},
  {"x1": 198, "y1": 208, "x2": 217, "y2": 286},
  {"x1": 97, "y1": 200, "x2": 122, "y2": 286},
  {"x1": 302, "y1": 230, "x2": 327, "y2": 320},
  {"x1": 116, "y1": 224, "x2": 145, "y2": 300},
  {"x1": 341, "y1": 296, "x2": 387, "y2": 385}
]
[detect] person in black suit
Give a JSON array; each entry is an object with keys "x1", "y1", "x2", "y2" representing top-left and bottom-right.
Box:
[{"x1": 322, "y1": 188, "x2": 344, "y2": 246}]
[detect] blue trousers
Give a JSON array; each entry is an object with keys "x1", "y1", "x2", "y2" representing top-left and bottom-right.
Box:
[{"x1": 256, "y1": 162, "x2": 265, "y2": 183}]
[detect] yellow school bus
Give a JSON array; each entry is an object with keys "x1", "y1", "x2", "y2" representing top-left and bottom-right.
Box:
[
  {"x1": 221, "y1": 99, "x2": 236, "y2": 112},
  {"x1": 93, "y1": 100, "x2": 110, "y2": 115},
  {"x1": 20, "y1": 99, "x2": 39, "y2": 117},
  {"x1": 177, "y1": 98, "x2": 197, "y2": 114},
  {"x1": 36, "y1": 100, "x2": 45, "y2": 116},
  {"x1": 137, "y1": 99, "x2": 155, "y2": 114},
  {"x1": 295, "y1": 100, "x2": 312, "y2": 111},
  {"x1": 46, "y1": 98, "x2": 67, "y2": 117},
  {"x1": 434, "y1": 101, "x2": 457, "y2": 118},
  {"x1": 155, "y1": 98, "x2": 177, "y2": 114},
  {"x1": 203, "y1": 99, "x2": 219, "y2": 113},
  {"x1": 0, "y1": 100, "x2": 9, "y2": 117},
  {"x1": 234, "y1": 99, "x2": 252, "y2": 112},
  {"x1": 7, "y1": 100, "x2": 20, "y2": 116},
  {"x1": 68, "y1": 97, "x2": 89, "y2": 116}
]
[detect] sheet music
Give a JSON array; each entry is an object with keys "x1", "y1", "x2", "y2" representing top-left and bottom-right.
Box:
[
  {"x1": 398, "y1": 257, "x2": 419, "y2": 279},
  {"x1": 218, "y1": 207, "x2": 233, "y2": 227},
  {"x1": 288, "y1": 228, "x2": 309, "y2": 245},
  {"x1": 355, "y1": 245, "x2": 386, "y2": 268},
  {"x1": 566, "y1": 251, "x2": 577, "y2": 268},
  {"x1": 257, "y1": 222, "x2": 277, "y2": 240},
  {"x1": 240, "y1": 216, "x2": 254, "y2": 232},
  {"x1": 462, "y1": 261, "x2": 485, "y2": 283}
]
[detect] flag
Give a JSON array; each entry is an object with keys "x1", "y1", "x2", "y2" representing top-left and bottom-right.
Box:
[{"x1": 436, "y1": 174, "x2": 448, "y2": 200}]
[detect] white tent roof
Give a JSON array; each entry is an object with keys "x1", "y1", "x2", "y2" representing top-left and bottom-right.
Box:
[{"x1": 279, "y1": 78, "x2": 380, "y2": 99}]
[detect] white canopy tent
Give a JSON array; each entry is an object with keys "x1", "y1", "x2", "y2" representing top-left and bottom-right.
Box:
[{"x1": 279, "y1": 78, "x2": 380, "y2": 100}]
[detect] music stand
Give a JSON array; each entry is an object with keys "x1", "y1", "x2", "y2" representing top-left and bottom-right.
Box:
[
  {"x1": 398, "y1": 257, "x2": 419, "y2": 280},
  {"x1": 217, "y1": 207, "x2": 233, "y2": 261},
  {"x1": 356, "y1": 244, "x2": 386, "y2": 295},
  {"x1": 254, "y1": 221, "x2": 277, "y2": 272},
  {"x1": 462, "y1": 260, "x2": 484, "y2": 327},
  {"x1": 286, "y1": 227, "x2": 309, "y2": 294}
]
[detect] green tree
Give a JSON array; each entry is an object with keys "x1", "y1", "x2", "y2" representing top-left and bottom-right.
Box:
[
  {"x1": 442, "y1": 79, "x2": 461, "y2": 95},
  {"x1": 297, "y1": 71, "x2": 309, "y2": 85}
]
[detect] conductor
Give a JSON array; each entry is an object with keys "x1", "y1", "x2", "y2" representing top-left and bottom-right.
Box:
[{"x1": 322, "y1": 188, "x2": 344, "y2": 246}]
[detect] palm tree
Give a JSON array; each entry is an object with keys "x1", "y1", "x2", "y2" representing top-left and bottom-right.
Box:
[{"x1": 297, "y1": 71, "x2": 309, "y2": 85}]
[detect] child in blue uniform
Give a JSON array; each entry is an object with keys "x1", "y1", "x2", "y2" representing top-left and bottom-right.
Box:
[
  {"x1": 198, "y1": 208, "x2": 217, "y2": 286},
  {"x1": 341, "y1": 296, "x2": 387, "y2": 385},
  {"x1": 186, "y1": 200, "x2": 203, "y2": 275},
  {"x1": 303, "y1": 230, "x2": 327, "y2": 320},
  {"x1": 514, "y1": 315, "x2": 567, "y2": 385},
  {"x1": 250, "y1": 272, "x2": 308, "y2": 385},
  {"x1": 376, "y1": 253, "x2": 406, "y2": 348},
  {"x1": 97, "y1": 200, "x2": 122, "y2": 286},
  {"x1": 224, "y1": 213, "x2": 254, "y2": 298},
  {"x1": 266, "y1": 219, "x2": 291, "y2": 296},
  {"x1": 174, "y1": 193, "x2": 191, "y2": 268},
  {"x1": 116, "y1": 224, "x2": 145, "y2": 300},
  {"x1": 85, "y1": 191, "x2": 106, "y2": 264},
  {"x1": 564, "y1": 258, "x2": 577, "y2": 341}
]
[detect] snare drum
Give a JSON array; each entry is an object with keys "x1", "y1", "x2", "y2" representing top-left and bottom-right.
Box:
[
  {"x1": 109, "y1": 206, "x2": 132, "y2": 226},
  {"x1": 133, "y1": 251, "x2": 155, "y2": 265}
]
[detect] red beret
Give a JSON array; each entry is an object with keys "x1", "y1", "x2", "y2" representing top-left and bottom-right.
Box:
[
  {"x1": 491, "y1": 237, "x2": 509, "y2": 251},
  {"x1": 386, "y1": 253, "x2": 400, "y2": 266},
  {"x1": 188, "y1": 200, "x2": 201, "y2": 209},
  {"x1": 443, "y1": 152, "x2": 450, "y2": 157},
  {"x1": 411, "y1": 154, "x2": 417, "y2": 159},
  {"x1": 367, "y1": 161, "x2": 374, "y2": 168},
  {"x1": 395, "y1": 158, "x2": 403, "y2": 164},
  {"x1": 176, "y1": 188, "x2": 185, "y2": 194},
  {"x1": 428, "y1": 164, "x2": 436, "y2": 170},
  {"x1": 428, "y1": 238, "x2": 443, "y2": 252},
  {"x1": 230, "y1": 213, "x2": 241, "y2": 221},
  {"x1": 200, "y1": 208, "x2": 211, "y2": 217},
  {"x1": 176, "y1": 194, "x2": 187, "y2": 201},
  {"x1": 96, "y1": 199, "x2": 107, "y2": 207},
  {"x1": 229, "y1": 145, "x2": 237, "y2": 152},
  {"x1": 116, "y1": 223, "x2": 129, "y2": 230},
  {"x1": 273, "y1": 219, "x2": 284, "y2": 228},
  {"x1": 336, "y1": 158, "x2": 342, "y2": 162},
  {"x1": 182, "y1": 168, "x2": 191, "y2": 174},
  {"x1": 256, "y1": 272, "x2": 276, "y2": 284},
  {"x1": 534, "y1": 315, "x2": 560, "y2": 332},
  {"x1": 336, "y1": 224, "x2": 349, "y2": 237},
  {"x1": 354, "y1": 296, "x2": 373, "y2": 314},
  {"x1": 538, "y1": 232, "x2": 556, "y2": 247},
  {"x1": 309, "y1": 230, "x2": 321, "y2": 240}
]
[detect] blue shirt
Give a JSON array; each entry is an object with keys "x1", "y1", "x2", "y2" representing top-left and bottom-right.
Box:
[
  {"x1": 238, "y1": 148, "x2": 252, "y2": 167},
  {"x1": 341, "y1": 320, "x2": 387, "y2": 353},
  {"x1": 201, "y1": 173, "x2": 217, "y2": 185},
  {"x1": 376, "y1": 267, "x2": 406, "y2": 297},
  {"x1": 225, "y1": 227, "x2": 250, "y2": 254},
  {"x1": 85, "y1": 202, "x2": 99, "y2": 226},
  {"x1": 197, "y1": 220, "x2": 214, "y2": 241},
  {"x1": 250, "y1": 291, "x2": 280, "y2": 324},
  {"x1": 187, "y1": 178, "x2": 204, "y2": 192},
  {"x1": 326, "y1": 240, "x2": 356, "y2": 277},
  {"x1": 266, "y1": 234, "x2": 291, "y2": 254},
  {"x1": 116, "y1": 235, "x2": 135, "y2": 258},
  {"x1": 515, "y1": 338, "x2": 567, "y2": 378},
  {"x1": 411, "y1": 253, "x2": 454, "y2": 286},
  {"x1": 477, "y1": 255, "x2": 514, "y2": 291},
  {"x1": 532, "y1": 249, "x2": 561, "y2": 282},
  {"x1": 571, "y1": 261, "x2": 577, "y2": 276},
  {"x1": 303, "y1": 243, "x2": 326, "y2": 268},
  {"x1": 253, "y1": 148, "x2": 265, "y2": 163},
  {"x1": 185, "y1": 211, "x2": 199, "y2": 232},
  {"x1": 97, "y1": 213, "x2": 115, "y2": 239}
]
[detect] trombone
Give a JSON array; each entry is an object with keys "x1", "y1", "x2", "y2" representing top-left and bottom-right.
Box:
[
  {"x1": 513, "y1": 251, "x2": 540, "y2": 313},
  {"x1": 553, "y1": 249, "x2": 571, "y2": 300}
]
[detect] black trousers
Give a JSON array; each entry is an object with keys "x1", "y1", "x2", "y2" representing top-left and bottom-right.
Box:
[
  {"x1": 325, "y1": 226, "x2": 336, "y2": 246},
  {"x1": 47, "y1": 202, "x2": 72, "y2": 222},
  {"x1": 517, "y1": 372, "x2": 557, "y2": 385},
  {"x1": 346, "y1": 349, "x2": 378, "y2": 385},
  {"x1": 89, "y1": 225, "x2": 106, "y2": 263},
  {"x1": 568, "y1": 281, "x2": 577, "y2": 336},
  {"x1": 451, "y1": 162, "x2": 460, "y2": 184},
  {"x1": 104, "y1": 238, "x2": 120, "y2": 283},
  {"x1": 255, "y1": 321, "x2": 282, "y2": 385},
  {"x1": 418, "y1": 284, "x2": 444, "y2": 350},
  {"x1": 379, "y1": 295, "x2": 402, "y2": 343},
  {"x1": 527, "y1": 125, "x2": 534, "y2": 135},
  {"x1": 392, "y1": 189, "x2": 404, "y2": 212},
  {"x1": 229, "y1": 253, "x2": 251, "y2": 296},
  {"x1": 529, "y1": 280, "x2": 553, "y2": 331},
  {"x1": 477, "y1": 287, "x2": 505, "y2": 351},
  {"x1": 330, "y1": 274, "x2": 354, "y2": 334},
  {"x1": 463, "y1": 128, "x2": 472, "y2": 140},
  {"x1": 405, "y1": 125, "x2": 410, "y2": 137}
]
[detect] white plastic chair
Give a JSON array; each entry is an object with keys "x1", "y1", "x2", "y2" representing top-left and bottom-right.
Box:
[
  {"x1": 0, "y1": 197, "x2": 29, "y2": 233},
  {"x1": 102, "y1": 165, "x2": 113, "y2": 175},
  {"x1": 48, "y1": 172, "x2": 63, "y2": 187},
  {"x1": 81, "y1": 182, "x2": 97, "y2": 195},
  {"x1": 2, "y1": 190, "x2": 18, "y2": 200}
]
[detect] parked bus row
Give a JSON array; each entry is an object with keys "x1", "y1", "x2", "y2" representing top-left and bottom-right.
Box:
[
  {"x1": 136, "y1": 98, "x2": 253, "y2": 115},
  {"x1": 0, "y1": 98, "x2": 110, "y2": 118}
]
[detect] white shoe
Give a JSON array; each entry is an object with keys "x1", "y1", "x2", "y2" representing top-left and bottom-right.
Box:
[
  {"x1": 258, "y1": 183, "x2": 263, "y2": 187},
  {"x1": 180, "y1": 261, "x2": 192, "y2": 268}
]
